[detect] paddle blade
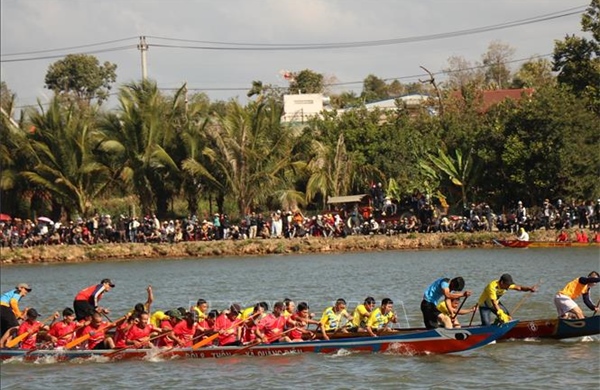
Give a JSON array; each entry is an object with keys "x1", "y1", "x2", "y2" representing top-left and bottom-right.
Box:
[
  {"x1": 192, "y1": 332, "x2": 219, "y2": 350},
  {"x1": 65, "y1": 333, "x2": 91, "y2": 350},
  {"x1": 6, "y1": 332, "x2": 28, "y2": 348}
]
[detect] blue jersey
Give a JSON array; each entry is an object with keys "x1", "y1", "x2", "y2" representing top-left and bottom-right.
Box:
[
  {"x1": 423, "y1": 278, "x2": 450, "y2": 304},
  {"x1": 0, "y1": 289, "x2": 20, "y2": 306}
]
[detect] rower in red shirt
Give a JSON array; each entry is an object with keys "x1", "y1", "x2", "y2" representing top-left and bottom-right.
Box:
[
  {"x1": 17, "y1": 308, "x2": 57, "y2": 350},
  {"x1": 289, "y1": 302, "x2": 318, "y2": 341},
  {"x1": 156, "y1": 310, "x2": 182, "y2": 348},
  {"x1": 80, "y1": 312, "x2": 115, "y2": 350},
  {"x1": 172, "y1": 311, "x2": 199, "y2": 347},
  {"x1": 241, "y1": 303, "x2": 268, "y2": 344},
  {"x1": 48, "y1": 308, "x2": 78, "y2": 348},
  {"x1": 214, "y1": 304, "x2": 243, "y2": 346},
  {"x1": 257, "y1": 302, "x2": 294, "y2": 344},
  {"x1": 125, "y1": 312, "x2": 159, "y2": 348},
  {"x1": 73, "y1": 279, "x2": 115, "y2": 321}
]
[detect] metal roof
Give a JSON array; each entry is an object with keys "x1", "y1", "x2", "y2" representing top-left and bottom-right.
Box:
[{"x1": 326, "y1": 194, "x2": 368, "y2": 204}]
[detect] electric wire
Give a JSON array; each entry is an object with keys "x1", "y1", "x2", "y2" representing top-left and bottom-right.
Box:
[{"x1": 0, "y1": 45, "x2": 136, "y2": 63}]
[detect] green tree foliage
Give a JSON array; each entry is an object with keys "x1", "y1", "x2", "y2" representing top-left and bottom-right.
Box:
[
  {"x1": 207, "y1": 100, "x2": 306, "y2": 215},
  {"x1": 420, "y1": 148, "x2": 477, "y2": 209},
  {"x1": 362, "y1": 74, "x2": 388, "y2": 102},
  {"x1": 288, "y1": 69, "x2": 324, "y2": 94},
  {"x1": 481, "y1": 40, "x2": 515, "y2": 89},
  {"x1": 23, "y1": 99, "x2": 112, "y2": 217},
  {"x1": 44, "y1": 54, "x2": 117, "y2": 104},
  {"x1": 98, "y1": 80, "x2": 178, "y2": 216},
  {"x1": 553, "y1": 0, "x2": 600, "y2": 112},
  {"x1": 512, "y1": 58, "x2": 555, "y2": 88}
]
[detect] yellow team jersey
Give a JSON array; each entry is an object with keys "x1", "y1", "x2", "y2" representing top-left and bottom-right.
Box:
[
  {"x1": 478, "y1": 280, "x2": 515, "y2": 308},
  {"x1": 366, "y1": 308, "x2": 395, "y2": 329},
  {"x1": 319, "y1": 306, "x2": 348, "y2": 331},
  {"x1": 351, "y1": 304, "x2": 370, "y2": 328},
  {"x1": 437, "y1": 301, "x2": 452, "y2": 316},
  {"x1": 150, "y1": 311, "x2": 167, "y2": 327},
  {"x1": 193, "y1": 307, "x2": 207, "y2": 322},
  {"x1": 240, "y1": 306, "x2": 254, "y2": 320}
]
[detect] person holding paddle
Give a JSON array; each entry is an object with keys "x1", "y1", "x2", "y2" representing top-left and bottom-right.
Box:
[
  {"x1": 255, "y1": 302, "x2": 295, "y2": 344},
  {"x1": 124, "y1": 311, "x2": 160, "y2": 348},
  {"x1": 437, "y1": 298, "x2": 477, "y2": 328},
  {"x1": 214, "y1": 304, "x2": 244, "y2": 346},
  {"x1": 16, "y1": 308, "x2": 57, "y2": 350},
  {"x1": 349, "y1": 297, "x2": 376, "y2": 332},
  {"x1": 0, "y1": 283, "x2": 32, "y2": 337},
  {"x1": 47, "y1": 308, "x2": 79, "y2": 348},
  {"x1": 421, "y1": 277, "x2": 470, "y2": 329},
  {"x1": 80, "y1": 312, "x2": 116, "y2": 350},
  {"x1": 319, "y1": 298, "x2": 352, "y2": 340},
  {"x1": 365, "y1": 298, "x2": 397, "y2": 337},
  {"x1": 73, "y1": 279, "x2": 115, "y2": 321},
  {"x1": 553, "y1": 271, "x2": 600, "y2": 319},
  {"x1": 477, "y1": 273, "x2": 537, "y2": 325}
]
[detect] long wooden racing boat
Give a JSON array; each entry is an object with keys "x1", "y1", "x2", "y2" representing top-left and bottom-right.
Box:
[
  {"x1": 499, "y1": 315, "x2": 600, "y2": 340},
  {"x1": 0, "y1": 321, "x2": 516, "y2": 362},
  {"x1": 494, "y1": 239, "x2": 600, "y2": 248}
]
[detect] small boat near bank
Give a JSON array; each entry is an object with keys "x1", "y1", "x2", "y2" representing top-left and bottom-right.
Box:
[
  {"x1": 0, "y1": 321, "x2": 516, "y2": 362},
  {"x1": 494, "y1": 239, "x2": 600, "y2": 248}
]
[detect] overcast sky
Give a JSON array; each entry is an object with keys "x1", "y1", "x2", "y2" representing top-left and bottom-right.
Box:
[{"x1": 0, "y1": 0, "x2": 588, "y2": 109}]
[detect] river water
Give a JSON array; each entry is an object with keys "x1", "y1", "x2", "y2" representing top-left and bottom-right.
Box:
[{"x1": 1, "y1": 247, "x2": 599, "y2": 389}]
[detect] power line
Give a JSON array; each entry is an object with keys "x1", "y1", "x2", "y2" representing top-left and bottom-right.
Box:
[
  {"x1": 147, "y1": 6, "x2": 585, "y2": 51},
  {"x1": 1, "y1": 37, "x2": 138, "y2": 57},
  {"x1": 0, "y1": 45, "x2": 136, "y2": 63}
]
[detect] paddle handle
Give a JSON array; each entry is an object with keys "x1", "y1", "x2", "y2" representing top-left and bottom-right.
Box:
[
  {"x1": 511, "y1": 279, "x2": 542, "y2": 316},
  {"x1": 468, "y1": 305, "x2": 478, "y2": 327},
  {"x1": 234, "y1": 327, "x2": 298, "y2": 355},
  {"x1": 593, "y1": 298, "x2": 600, "y2": 316},
  {"x1": 451, "y1": 296, "x2": 468, "y2": 320}
]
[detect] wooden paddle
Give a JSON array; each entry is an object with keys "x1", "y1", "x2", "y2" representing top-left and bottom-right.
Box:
[
  {"x1": 511, "y1": 279, "x2": 542, "y2": 316},
  {"x1": 65, "y1": 315, "x2": 126, "y2": 350},
  {"x1": 467, "y1": 305, "x2": 478, "y2": 326},
  {"x1": 192, "y1": 312, "x2": 259, "y2": 350},
  {"x1": 593, "y1": 298, "x2": 600, "y2": 316},
  {"x1": 6, "y1": 314, "x2": 56, "y2": 348},
  {"x1": 450, "y1": 296, "x2": 468, "y2": 321}
]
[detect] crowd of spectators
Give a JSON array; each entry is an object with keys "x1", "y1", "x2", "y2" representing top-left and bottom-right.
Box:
[{"x1": 1, "y1": 197, "x2": 599, "y2": 248}]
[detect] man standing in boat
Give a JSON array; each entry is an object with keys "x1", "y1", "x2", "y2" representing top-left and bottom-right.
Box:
[
  {"x1": 73, "y1": 279, "x2": 115, "y2": 321},
  {"x1": 477, "y1": 273, "x2": 537, "y2": 325},
  {"x1": 554, "y1": 271, "x2": 600, "y2": 319},
  {"x1": 0, "y1": 283, "x2": 32, "y2": 337},
  {"x1": 421, "y1": 277, "x2": 471, "y2": 329}
]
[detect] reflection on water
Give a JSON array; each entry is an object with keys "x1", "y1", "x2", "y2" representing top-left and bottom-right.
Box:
[{"x1": 1, "y1": 248, "x2": 599, "y2": 389}]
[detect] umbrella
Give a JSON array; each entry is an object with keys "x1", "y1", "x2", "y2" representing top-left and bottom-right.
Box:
[
  {"x1": 38, "y1": 216, "x2": 53, "y2": 224},
  {"x1": 0, "y1": 213, "x2": 11, "y2": 222}
]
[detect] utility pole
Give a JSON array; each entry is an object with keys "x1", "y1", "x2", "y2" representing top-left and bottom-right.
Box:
[{"x1": 138, "y1": 36, "x2": 148, "y2": 80}]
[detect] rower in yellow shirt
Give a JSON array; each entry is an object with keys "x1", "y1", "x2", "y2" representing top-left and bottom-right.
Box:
[
  {"x1": 350, "y1": 297, "x2": 376, "y2": 331},
  {"x1": 319, "y1": 298, "x2": 352, "y2": 340},
  {"x1": 365, "y1": 298, "x2": 397, "y2": 337},
  {"x1": 437, "y1": 298, "x2": 477, "y2": 328},
  {"x1": 477, "y1": 273, "x2": 537, "y2": 325}
]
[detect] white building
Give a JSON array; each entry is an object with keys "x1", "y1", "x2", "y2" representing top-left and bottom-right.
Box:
[{"x1": 281, "y1": 93, "x2": 330, "y2": 123}]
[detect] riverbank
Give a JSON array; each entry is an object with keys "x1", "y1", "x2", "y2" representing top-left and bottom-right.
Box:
[{"x1": 0, "y1": 230, "x2": 566, "y2": 265}]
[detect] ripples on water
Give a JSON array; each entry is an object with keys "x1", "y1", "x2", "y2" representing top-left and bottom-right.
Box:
[{"x1": 1, "y1": 248, "x2": 599, "y2": 389}]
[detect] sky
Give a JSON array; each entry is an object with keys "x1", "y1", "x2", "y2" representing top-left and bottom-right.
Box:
[{"x1": 0, "y1": 0, "x2": 589, "y2": 110}]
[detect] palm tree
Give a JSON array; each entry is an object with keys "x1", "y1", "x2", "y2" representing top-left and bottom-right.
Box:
[
  {"x1": 98, "y1": 80, "x2": 179, "y2": 217},
  {"x1": 419, "y1": 148, "x2": 478, "y2": 209},
  {"x1": 208, "y1": 100, "x2": 303, "y2": 215},
  {"x1": 305, "y1": 134, "x2": 354, "y2": 209},
  {"x1": 22, "y1": 98, "x2": 111, "y2": 217}
]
